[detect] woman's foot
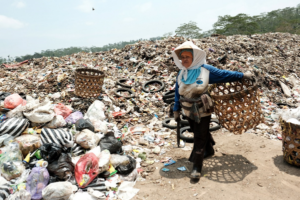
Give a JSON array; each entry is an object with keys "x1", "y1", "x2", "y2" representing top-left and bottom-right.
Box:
[{"x1": 190, "y1": 166, "x2": 201, "y2": 179}]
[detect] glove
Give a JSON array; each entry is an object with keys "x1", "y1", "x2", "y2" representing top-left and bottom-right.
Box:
[
  {"x1": 174, "y1": 111, "x2": 180, "y2": 122},
  {"x1": 243, "y1": 71, "x2": 254, "y2": 80}
]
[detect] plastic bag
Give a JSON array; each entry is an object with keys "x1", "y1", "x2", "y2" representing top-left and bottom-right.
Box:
[
  {"x1": 0, "y1": 143, "x2": 25, "y2": 180},
  {"x1": 40, "y1": 143, "x2": 62, "y2": 164},
  {"x1": 110, "y1": 154, "x2": 130, "y2": 168},
  {"x1": 71, "y1": 143, "x2": 85, "y2": 157},
  {"x1": 15, "y1": 169, "x2": 31, "y2": 185},
  {"x1": 116, "y1": 156, "x2": 136, "y2": 175},
  {"x1": 7, "y1": 189, "x2": 31, "y2": 200},
  {"x1": 54, "y1": 103, "x2": 72, "y2": 119},
  {"x1": 4, "y1": 93, "x2": 26, "y2": 109},
  {"x1": 75, "y1": 153, "x2": 99, "y2": 188},
  {"x1": 99, "y1": 132, "x2": 122, "y2": 153},
  {"x1": 120, "y1": 169, "x2": 138, "y2": 182},
  {"x1": 84, "y1": 100, "x2": 106, "y2": 122},
  {"x1": 0, "y1": 118, "x2": 29, "y2": 137},
  {"x1": 75, "y1": 129, "x2": 100, "y2": 149},
  {"x1": 6, "y1": 96, "x2": 39, "y2": 119},
  {"x1": 41, "y1": 128, "x2": 74, "y2": 148},
  {"x1": 98, "y1": 150, "x2": 111, "y2": 174},
  {"x1": 47, "y1": 153, "x2": 74, "y2": 180},
  {"x1": 45, "y1": 115, "x2": 66, "y2": 129},
  {"x1": 0, "y1": 183, "x2": 13, "y2": 200},
  {"x1": 0, "y1": 92, "x2": 11, "y2": 101},
  {"x1": 14, "y1": 135, "x2": 41, "y2": 157},
  {"x1": 26, "y1": 167, "x2": 49, "y2": 200},
  {"x1": 69, "y1": 192, "x2": 99, "y2": 200},
  {"x1": 23, "y1": 98, "x2": 55, "y2": 123},
  {"x1": 75, "y1": 118, "x2": 95, "y2": 132},
  {"x1": 65, "y1": 111, "x2": 83, "y2": 124},
  {"x1": 93, "y1": 120, "x2": 108, "y2": 133},
  {"x1": 42, "y1": 182, "x2": 77, "y2": 200}
]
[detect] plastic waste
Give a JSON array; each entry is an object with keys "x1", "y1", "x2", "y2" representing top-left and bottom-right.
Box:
[
  {"x1": 99, "y1": 132, "x2": 122, "y2": 153},
  {"x1": 26, "y1": 167, "x2": 49, "y2": 200},
  {"x1": 47, "y1": 153, "x2": 74, "y2": 180},
  {"x1": 69, "y1": 191, "x2": 98, "y2": 200},
  {"x1": 14, "y1": 134, "x2": 41, "y2": 157},
  {"x1": 116, "y1": 156, "x2": 136, "y2": 175},
  {"x1": 40, "y1": 143, "x2": 62, "y2": 164},
  {"x1": 0, "y1": 142, "x2": 24, "y2": 180},
  {"x1": 0, "y1": 134, "x2": 11, "y2": 146},
  {"x1": 4, "y1": 93, "x2": 26, "y2": 109},
  {"x1": 110, "y1": 154, "x2": 130, "y2": 168},
  {"x1": 42, "y1": 182, "x2": 77, "y2": 200},
  {"x1": 0, "y1": 118, "x2": 29, "y2": 137},
  {"x1": 6, "y1": 189, "x2": 31, "y2": 200},
  {"x1": 54, "y1": 103, "x2": 72, "y2": 119},
  {"x1": 46, "y1": 115, "x2": 66, "y2": 128},
  {"x1": 116, "y1": 181, "x2": 139, "y2": 200},
  {"x1": 75, "y1": 129, "x2": 100, "y2": 149},
  {"x1": 84, "y1": 100, "x2": 106, "y2": 122},
  {"x1": 41, "y1": 128, "x2": 74, "y2": 148},
  {"x1": 0, "y1": 182, "x2": 11, "y2": 200},
  {"x1": 15, "y1": 169, "x2": 31, "y2": 185},
  {"x1": 93, "y1": 120, "x2": 108, "y2": 133},
  {"x1": 0, "y1": 92, "x2": 11, "y2": 101},
  {"x1": 65, "y1": 111, "x2": 83, "y2": 124},
  {"x1": 75, "y1": 153, "x2": 99, "y2": 188},
  {"x1": 98, "y1": 150, "x2": 111, "y2": 174},
  {"x1": 23, "y1": 98, "x2": 55, "y2": 123},
  {"x1": 120, "y1": 169, "x2": 138, "y2": 182},
  {"x1": 75, "y1": 118, "x2": 95, "y2": 132}
]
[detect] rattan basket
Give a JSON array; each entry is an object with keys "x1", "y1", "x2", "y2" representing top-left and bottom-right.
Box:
[
  {"x1": 209, "y1": 79, "x2": 264, "y2": 134},
  {"x1": 280, "y1": 119, "x2": 300, "y2": 167},
  {"x1": 75, "y1": 68, "x2": 105, "y2": 98}
]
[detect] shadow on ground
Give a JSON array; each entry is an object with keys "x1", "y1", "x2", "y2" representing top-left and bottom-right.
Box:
[
  {"x1": 159, "y1": 154, "x2": 257, "y2": 183},
  {"x1": 273, "y1": 155, "x2": 300, "y2": 177}
]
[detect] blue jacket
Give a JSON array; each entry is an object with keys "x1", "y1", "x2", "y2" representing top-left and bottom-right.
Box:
[{"x1": 173, "y1": 64, "x2": 244, "y2": 111}]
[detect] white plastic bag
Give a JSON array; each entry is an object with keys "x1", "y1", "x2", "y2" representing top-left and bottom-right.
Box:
[
  {"x1": 46, "y1": 115, "x2": 66, "y2": 128},
  {"x1": 7, "y1": 96, "x2": 39, "y2": 119},
  {"x1": 42, "y1": 182, "x2": 77, "y2": 200},
  {"x1": 23, "y1": 98, "x2": 55, "y2": 123},
  {"x1": 7, "y1": 189, "x2": 31, "y2": 200},
  {"x1": 75, "y1": 129, "x2": 100, "y2": 149},
  {"x1": 116, "y1": 181, "x2": 139, "y2": 200},
  {"x1": 110, "y1": 155, "x2": 130, "y2": 168},
  {"x1": 98, "y1": 150, "x2": 111, "y2": 174},
  {"x1": 69, "y1": 192, "x2": 98, "y2": 200},
  {"x1": 93, "y1": 120, "x2": 108, "y2": 133},
  {"x1": 84, "y1": 100, "x2": 106, "y2": 122}
]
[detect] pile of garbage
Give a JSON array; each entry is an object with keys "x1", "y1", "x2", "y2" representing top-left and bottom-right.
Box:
[{"x1": 0, "y1": 32, "x2": 299, "y2": 199}]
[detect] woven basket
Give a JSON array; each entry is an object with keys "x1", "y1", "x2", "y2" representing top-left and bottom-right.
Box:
[
  {"x1": 280, "y1": 119, "x2": 300, "y2": 167},
  {"x1": 75, "y1": 68, "x2": 105, "y2": 98},
  {"x1": 209, "y1": 79, "x2": 264, "y2": 134}
]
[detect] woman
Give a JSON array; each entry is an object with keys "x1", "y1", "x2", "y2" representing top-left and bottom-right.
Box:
[{"x1": 172, "y1": 41, "x2": 253, "y2": 180}]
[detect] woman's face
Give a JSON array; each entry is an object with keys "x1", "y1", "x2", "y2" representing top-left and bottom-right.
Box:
[{"x1": 180, "y1": 51, "x2": 193, "y2": 69}]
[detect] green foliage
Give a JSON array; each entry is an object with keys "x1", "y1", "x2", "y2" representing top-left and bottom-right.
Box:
[
  {"x1": 175, "y1": 21, "x2": 203, "y2": 39},
  {"x1": 212, "y1": 5, "x2": 300, "y2": 36}
]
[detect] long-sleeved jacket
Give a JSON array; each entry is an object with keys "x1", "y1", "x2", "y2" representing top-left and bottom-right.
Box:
[{"x1": 173, "y1": 64, "x2": 244, "y2": 112}]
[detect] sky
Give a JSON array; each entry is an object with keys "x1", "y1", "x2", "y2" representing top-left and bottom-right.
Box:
[{"x1": 0, "y1": 0, "x2": 298, "y2": 58}]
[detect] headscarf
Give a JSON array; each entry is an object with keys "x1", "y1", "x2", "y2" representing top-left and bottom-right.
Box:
[{"x1": 172, "y1": 41, "x2": 206, "y2": 85}]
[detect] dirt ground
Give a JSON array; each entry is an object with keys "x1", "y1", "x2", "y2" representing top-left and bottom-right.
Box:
[{"x1": 133, "y1": 130, "x2": 300, "y2": 200}]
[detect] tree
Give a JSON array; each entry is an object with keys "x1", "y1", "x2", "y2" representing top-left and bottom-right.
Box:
[
  {"x1": 175, "y1": 21, "x2": 203, "y2": 39},
  {"x1": 213, "y1": 14, "x2": 259, "y2": 35}
]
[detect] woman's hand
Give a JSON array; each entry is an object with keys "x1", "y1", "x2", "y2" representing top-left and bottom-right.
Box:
[
  {"x1": 174, "y1": 111, "x2": 180, "y2": 122},
  {"x1": 243, "y1": 71, "x2": 254, "y2": 80}
]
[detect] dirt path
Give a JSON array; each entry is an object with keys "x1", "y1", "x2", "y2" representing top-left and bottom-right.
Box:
[{"x1": 133, "y1": 130, "x2": 300, "y2": 200}]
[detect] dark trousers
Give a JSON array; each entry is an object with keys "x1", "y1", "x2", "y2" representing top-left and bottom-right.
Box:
[{"x1": 187, "y1": 115, "x2": 215, "y2": 172}]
